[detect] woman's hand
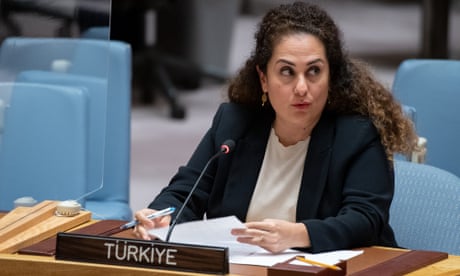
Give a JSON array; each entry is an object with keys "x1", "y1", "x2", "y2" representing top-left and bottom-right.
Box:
[
  {"x1": 231, "y1": 219, "x2": 311, "y2": 253},
  {"x1": 132, "y1": 208, "x2": 171, "y2": 240}
]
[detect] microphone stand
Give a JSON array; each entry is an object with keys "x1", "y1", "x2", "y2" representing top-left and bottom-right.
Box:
[
  {"x1": 165, "y1": 139, "x2": 235, "y2": 242},
  {"x1": 165, "y1": 150, "x2": 223, "y2": 242}
]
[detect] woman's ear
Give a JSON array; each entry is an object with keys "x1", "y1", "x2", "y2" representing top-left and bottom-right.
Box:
[{"x1": 256, "y1": 65, "x2": 268, "y2": 92}]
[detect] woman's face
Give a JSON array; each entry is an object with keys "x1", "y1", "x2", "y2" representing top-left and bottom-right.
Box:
[{"x1": 257, "y1": 33, "x2": 330, "y2": 133}]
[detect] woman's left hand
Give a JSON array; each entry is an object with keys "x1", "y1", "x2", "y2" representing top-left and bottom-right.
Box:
[{"x1": 231, "y1": 219, "x2": 311, "y2": 253}]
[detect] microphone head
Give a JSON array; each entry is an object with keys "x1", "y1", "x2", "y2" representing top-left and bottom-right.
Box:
[{"x1": 220, "y1": 139, "x2": 236, "y2": 154}]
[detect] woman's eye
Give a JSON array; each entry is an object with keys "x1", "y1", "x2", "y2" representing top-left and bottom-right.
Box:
[
  {"x1": 308, "y1": 66, "x2": 320, "y2": 76},
  {"x1": 280, "y1": 67, "x2": 293, "y2": 76}
]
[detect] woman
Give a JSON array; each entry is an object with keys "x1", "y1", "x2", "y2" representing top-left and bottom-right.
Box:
[{"x1": 133, "y1": 2, "x2": 417, "y2": 253}]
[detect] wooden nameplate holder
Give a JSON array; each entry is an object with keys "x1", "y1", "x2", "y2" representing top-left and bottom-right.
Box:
[
  {"x1": 0, "y1": 200, "x2": 91, "y2": 253},
  {"x1": 55, "y1": 232, "x2": 229, "y2": 274},
  {"x1": 268, "y1": 256, "x2": 346, "y2": 276},
  {"x1": 348, "y1": 248, "x2": 448, "y2": 275}
]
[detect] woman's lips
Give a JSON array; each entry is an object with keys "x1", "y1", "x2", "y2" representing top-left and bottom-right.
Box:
[{"x1": 292, "y1": 102, "x2": 310, "y2": 109}]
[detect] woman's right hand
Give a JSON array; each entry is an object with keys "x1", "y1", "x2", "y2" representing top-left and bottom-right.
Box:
[{"x1": 132, "y1": 208, "x2": 171, "y2": 240}]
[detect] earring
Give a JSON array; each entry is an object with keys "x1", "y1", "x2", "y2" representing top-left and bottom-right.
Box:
[{"x1": 261, "y1": 92, "x2": 268, "y2": 107}]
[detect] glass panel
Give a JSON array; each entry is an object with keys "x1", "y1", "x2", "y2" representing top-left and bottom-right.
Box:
[{"x1": 0, "y1": 0, "x2": 111, "y2": 211}]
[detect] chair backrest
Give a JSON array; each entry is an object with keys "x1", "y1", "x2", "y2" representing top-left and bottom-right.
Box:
[
  {"x1": 0, "y1": 37, "x2": 111, "y2": 79},
  {"x1": 0, "y1": 82, "x2": 88, "y2": 211},
  {"x1": 390, "y1": 160, "x2": 460, "y2": 255},
  {"x1": 0, "y1": 37, "x2": 132, "y2": 219},
  {"x1": 17, "y1": 72, "x2": 107, "y2": 196},
  {"x1": 392, "y1": 59, "x2": 460, "y2": 177}
]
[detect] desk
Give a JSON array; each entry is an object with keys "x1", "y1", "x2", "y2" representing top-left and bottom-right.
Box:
[
  {"x1": 1, "y1": 214, "x2": 459, "y2": 275},
  {"x1": 1, "y1": 247, "x2": 459, "y2": 275},
  {"x1": 232, "y1": 254, "x2": 460, "y2": 276}
]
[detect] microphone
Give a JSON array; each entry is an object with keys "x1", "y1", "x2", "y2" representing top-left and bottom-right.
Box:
[
  {"x1": 55, "y1": 180, "x2": 104, "y2": 217},
  {"x1": 165, "y1": 139, "x2": 235, "y2": 242},
  {"x1": 13, "y1": 180, "x2": 104, "y2": 217}
]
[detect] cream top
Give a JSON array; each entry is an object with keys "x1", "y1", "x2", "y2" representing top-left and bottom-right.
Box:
[{"x1": 246, "y1": 128, "x2": 310, "y2": 222}]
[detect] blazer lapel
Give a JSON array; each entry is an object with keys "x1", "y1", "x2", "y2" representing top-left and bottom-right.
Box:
[
  {"x1": 224, "y1": 115, "x2": 272, "y2": 220},
  {"x1": 297, "y1": 112, "x2": 335, "y2": 219}
]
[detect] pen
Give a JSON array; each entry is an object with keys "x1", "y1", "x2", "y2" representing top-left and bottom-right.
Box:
[
  {"x1": 295, "y1": 256, "x2": 342, "y2": 271},
  {"x1": 120, "y1": 207, "x2": 176, "y2": 230}
]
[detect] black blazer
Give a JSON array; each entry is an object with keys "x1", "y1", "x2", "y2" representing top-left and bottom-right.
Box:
[{"x1": 149, "y1": 103, "x2": 397, "y2": 252}]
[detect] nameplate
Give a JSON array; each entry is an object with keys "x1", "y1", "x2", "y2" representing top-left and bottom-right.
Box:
[{"x1": 55, "y1": 232, "x2": 229, "y2": 274}]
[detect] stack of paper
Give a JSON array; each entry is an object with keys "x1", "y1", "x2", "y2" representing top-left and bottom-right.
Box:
[{"x1": 148, "y1": 216, "x2": 362, "y2": 266}]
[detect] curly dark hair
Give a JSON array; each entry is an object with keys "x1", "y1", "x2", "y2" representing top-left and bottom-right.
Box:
[{"x1": 227, "y1": 1, "x2": 417, "y2": 158}]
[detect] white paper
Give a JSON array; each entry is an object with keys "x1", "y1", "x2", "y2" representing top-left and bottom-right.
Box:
[
  {"x1": 230, "y1": 249, "x2": 363, "y2": 266},
  {"x1": 148, "y1": 215, "x2": 363, "y2": 266},
  {"x1": 148, "y1": 215, "x2": 260, "y2": 257}
]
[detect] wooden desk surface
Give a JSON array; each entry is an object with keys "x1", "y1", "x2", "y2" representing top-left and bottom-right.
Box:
[
  {"x1": 1, "y1": 248, "x2": 459, "y2": 275},
  {"x1": 1, "y1": 213, "x2": 459, "y2": 275},
  {"x1": 230, "y1": 250, "x2": 460, "y2": 276}
]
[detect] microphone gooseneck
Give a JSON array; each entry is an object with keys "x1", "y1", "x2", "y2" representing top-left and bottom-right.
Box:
[{"x1": 165, "y1": 139, "x2": 235, "y2": 242}]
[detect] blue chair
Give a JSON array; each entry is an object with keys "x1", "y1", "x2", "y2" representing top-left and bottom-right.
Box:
[
  {"x1": 0, "y1": 82, "x2": 88, "y2": 211},
  {"x1": 80, "y1": 26, "x2": 110, "y2": 40},
  {"x1": 0, "y1": 37, "x2": 132, "y2": 220},
  {"x1": 0, "y1": 37, "x2": 111, "y2": 79},
  {"x1": 390, "y1": 160, "x2": 460, "y2": 255},
  {"x1": 392, "y1": 59, "x2": 460, "y2": 177}
]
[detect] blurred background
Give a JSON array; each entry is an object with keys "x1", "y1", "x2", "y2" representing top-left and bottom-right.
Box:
[{"x1": 1, "y1": 0, "x2": 459, "y2": 215}]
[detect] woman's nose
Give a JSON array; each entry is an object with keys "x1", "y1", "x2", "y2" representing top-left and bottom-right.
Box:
[{"x1": 294, "y1": 77, "x2": 308, "y2": 96}]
